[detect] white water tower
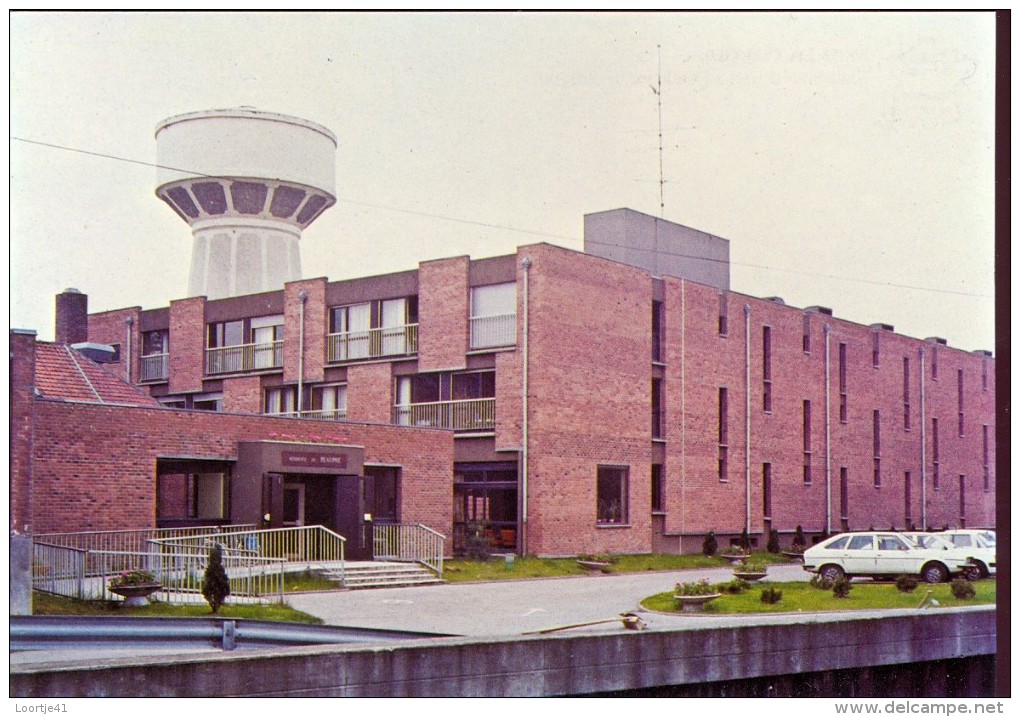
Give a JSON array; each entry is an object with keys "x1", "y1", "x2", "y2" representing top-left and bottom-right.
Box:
[{"x1": 155, "y1": 108, "x2": 337, "y2": 299}]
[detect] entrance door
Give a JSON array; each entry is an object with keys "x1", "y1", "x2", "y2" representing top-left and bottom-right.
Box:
[{"x1": 282, "y1": 484, "x2": 305, "y2": 527}]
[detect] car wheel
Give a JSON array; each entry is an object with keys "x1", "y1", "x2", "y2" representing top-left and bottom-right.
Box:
[
  {"x1": 966, "y1": 562, "x2": 988, "y2": 581},
  {"x1": 820, "y1": 564, "x2": 844, "y2": 582},
  {"x1": 921, "y1": 562, "x2": 948, "y2": 584}
]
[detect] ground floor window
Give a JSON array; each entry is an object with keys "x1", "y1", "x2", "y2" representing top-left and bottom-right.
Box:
[
  {"x1": 364, "y1": 466, "x2": 400, "y2": 523},
  {"x1": 597, "y1": 465, "x2": 629, "y2": 525},
  {"x1": 156, "y1": 459, "x2": 233, "y2": 527},
  {"x1": 453, "y1": 462, "x2": 518, "y2": 553}
]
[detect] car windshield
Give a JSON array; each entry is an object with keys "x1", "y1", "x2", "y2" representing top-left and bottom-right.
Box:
[
  {"x1": 907, "y1": 534, "x2": 952, "y2": 550},
  {"x1": 980, "y1": 531, "x2": 996, "y2": 547}
]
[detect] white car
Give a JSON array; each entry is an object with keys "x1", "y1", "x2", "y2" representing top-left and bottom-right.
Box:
[
  {"x1": 903, "y1": 532, "x2": 985, "y2": 581},
  {"x1": 939, "y1": 530, "x2": 996, "y2": 578},
  {"x1": 802, "y1": 531, "x2": 973, "y2": 583}
]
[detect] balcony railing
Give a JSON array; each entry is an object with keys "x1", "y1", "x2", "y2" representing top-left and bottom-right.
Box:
[
  {"x1": 206, "y1": 340, "x2": 283, "y2": 374},
  {"x1": 140, "y1": 353, "x2": 169, "y2": 382},
  {"x1": 268, "y1": 409, "x2": 348, "y2": 421},
  {"x1": 393, "y1": 398, "x2": 495, "y2": 432},
  {"x1": 469, "y1": 313, "x2": 516, "y2": 350},
  {"x1": 327, "y1": 324, "x2": 418, "y2": 363}
]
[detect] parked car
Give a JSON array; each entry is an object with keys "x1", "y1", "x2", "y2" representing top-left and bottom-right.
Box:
[
  {"x1": 802, "y1": 531, "x2": 973, "y2": 583},
  {"x1": 938, "y1": 530, "x2": 996, "y2": 578},
  {"x1": 902, "y1": 532, "x2": 985, "y2": 581}
]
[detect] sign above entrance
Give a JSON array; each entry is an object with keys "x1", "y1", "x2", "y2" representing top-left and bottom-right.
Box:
[{"x1": 282, "y1": 450, "x2": 349, "y2": 470}]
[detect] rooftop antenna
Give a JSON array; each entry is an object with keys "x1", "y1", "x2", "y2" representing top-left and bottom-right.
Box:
[{"x1": 650, "y1": 45, "x2": 664, "y2": 217}]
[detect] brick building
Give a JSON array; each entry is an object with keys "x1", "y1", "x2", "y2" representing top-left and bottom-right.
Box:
[{"x1": 14, "y1": 208, "x2": 995, "y2": 557}]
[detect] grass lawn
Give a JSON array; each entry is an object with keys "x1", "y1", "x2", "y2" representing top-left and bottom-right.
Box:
[
  {"x1": 283, "y1": 569, "x2": 341, "y2": 592},
  {"x1": 641, "y1": 579, "x2": 996, "y2": 615},
  {"x1": 31, "y1": 591, "x2": 324, "y2": 624},
  {"x1": 442, "y1": 551, "x2": 792, "y2": 583}
]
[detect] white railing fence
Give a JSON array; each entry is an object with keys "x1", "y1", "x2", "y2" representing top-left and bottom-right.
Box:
[
  {"x1": 139, "y1": 353, "x2": 170, "y2": 381},
  {"x1": 392, "y1": 398, "x2": 495, "y2": 432},
  {"x1": 34, "y1": 525, "x2": 257, "y2": 562},
  {"x1": 469, "y1": 313, "x2": 517, "y2": 350},
  {"x1": 327, "y1": 324, "x2": 418, "y2": 362},
  {"x1": 153, "y1": 525, "x2": 346, "y2": 569},
  {"x1": 205, "y1": 340, "x2": 283, "y2": 374},
  {"x1": 373, "y1": 523, "x2": 445, "y2": 577}
]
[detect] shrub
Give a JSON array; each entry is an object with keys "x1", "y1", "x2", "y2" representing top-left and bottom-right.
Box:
[
  {"x1": 463, "y1": 521, "x2": 493, "y2": 562},
  {"x1": 736, "y1": 558, "x2": 768, "y2": 574},
  {"x1": 950, "y1": 578, "x2": 976, "y2": 600},
  {"x1": 201, "y1": 544, "x2": 231, "y2": 614},
  {"x1": 809, "y1": 574, "x2": 833, "y2": 591},
  {"x1": 675, "y1": 579, "x2": 717, "y2": 596},
  {"x1": 832, "y1": 577, "x2": 853, "y2": 599},
  {"x1": 702, "y1": 530, "x2": 718, "y2": 557},
  {"x1": 717, "y1": 578, "x2": 750, "y2": 595},
  {"x1": 760, "y1": 587, "x2": 783, "y2": 605},
  {"x1": 792, "y1": 526, "x2": 806, "y2": 551},
  {"x1": 739, "y1": 528, "x2": 751, "y2": 551},
  {"x1": 766, "y1": 529, "x2": 781, "y2": 554},
  {"x1": 895, "y1": 575, "x2": 920, "y2": 593}
]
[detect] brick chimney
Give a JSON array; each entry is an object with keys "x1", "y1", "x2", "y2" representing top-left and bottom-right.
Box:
[{"x1": 55, "y1": 288, "x2": 88, "y2": 345}]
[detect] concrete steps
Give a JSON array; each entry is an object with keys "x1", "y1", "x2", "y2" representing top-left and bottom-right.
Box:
[{"x1": 317, "y1": 561, "x2": 444, "y2": 590}]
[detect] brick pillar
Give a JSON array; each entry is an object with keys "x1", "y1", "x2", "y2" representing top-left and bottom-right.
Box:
[
  {"x1": 9, "y1": 329, "x2": 36, "y2": 615},
  {"x1": 284, "y1": 278, "x2": 327, "y2": 385},
  {"x1": 169, "y1": 296, "x2": 206, "y2": 394},
  {"x1": 417, "y1": 256, "x2": 469, "y2": 371}
]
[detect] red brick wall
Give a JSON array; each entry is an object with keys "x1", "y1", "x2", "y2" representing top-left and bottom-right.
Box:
[
  {"x1": 87, "y1": 307, "x2": 142, "y2": 384},
  {"x1": 10, "y1": 331, "x2": 36, "y2": 534},
  {"x1": 522, "y1": 244, "x2": 652, "y2": 556},
  {"x1": 168, "y1": 297, "x2": 206, "y2": 394},
  {"x1": 283, "y1": 278, "x2": 327, "y2": 384},
  {"x1": 27, "y1": 399, "x2": 454, "y2": 538},
  {"x1": 495, "y1": 349, "x2": 522, "y2": 452},
  {"x1": 346, "y1": 363, "x2": 394, "y2": 424},
  {"x1": 222, "y1": 376, "x2": 262, "y2": 414},
  {"x1": 418, "y1": 256, "x2": 469, "y2": 371}
]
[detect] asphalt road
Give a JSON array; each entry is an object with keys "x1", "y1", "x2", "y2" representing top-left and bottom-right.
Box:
[{"x1": 286, "y1": 562, "x2": 814, "y2": 637}]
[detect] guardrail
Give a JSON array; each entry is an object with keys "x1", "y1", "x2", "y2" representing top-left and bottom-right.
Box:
[
  {"x1": 327, "y1": 324, "x2": 418, "y2": 362},
  {"x1": 392, "y1": 398, "x2": 495, "y2": 432},
  {"x1": 11, "y1": 616, "x2": 449, "y2": 653},
  {"x1": 373, "y1": 524, "x2": 445, "y2": 578},
  {"x1": 206, "y1": 340, "x2": 283, "y2": 374},
  {"x1": 469, "y1": 313, "x2": 516, "y2": 349},
  {"x1": 34, "y1": 525, "x2": 257, "y2": 557},
  {"x1": 139, "y1": 352, "x2": 169, "y2": 381}
]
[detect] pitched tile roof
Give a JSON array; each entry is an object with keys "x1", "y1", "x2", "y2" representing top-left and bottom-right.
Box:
[{"x1": 33, "y1": 342, "x2": 162, "y2": 407}]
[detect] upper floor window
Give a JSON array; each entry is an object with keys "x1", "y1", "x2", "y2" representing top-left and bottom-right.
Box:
[
  {"x1": 802, "y1": 313, "x2": 811, "y2": 354},
  {"x1": 308, "y1": 384, "x2": 348, "y2": 421},
  {"x1": 142, "y1": 330, "x2": 169, "y2": 356},
  {"x1": 718, "y1": 293, "x2": 728, "y2": 337},
  {"x1": 394, "y1": 370, "x2": 495, "y2": 432},
  {"x1": 651, "y1": 301, "x2": 663, "y2": 363},
  {"x1": 207, "y1": 316, "x2": 283, "y2": 374},
  {"x1": 762, "y1": 326, "x2": 772, "y2": 412},
  {"x1": 329, "y1": 297, "x2": 418, "y2": 362},
  {"x1": 597, "y1": 465, "x2": 629, "y2": 526},
  {"x1": 470, "y1": 283, "x2": 517, "y2": 349},
  {"x1": 871, "y1": 332, "x2": 880, "y2": 368},
  {"x1": 264, "y1": 386, "x2": 297, "y2": 415},
  {"x1": 838, "y1": 342, "x2": 848, "y2": 423},
  {"x1": 140, "y1": 330, "x2": 170, "y2": 382}
]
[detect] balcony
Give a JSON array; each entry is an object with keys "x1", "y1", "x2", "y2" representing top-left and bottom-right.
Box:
[
  {"x1": 206, "y1": 341, "x2": 283, "y2": 375},
  {"x1": 267, "y1": 409, "x2": 348, "y2": 421},
  {"x1": 469, "y1": 313, "x2": 516, "y2": 350},
  {"x1": 393, "y1": 398, "x2": 495, "y2": 432},
  {"x1": 139, "y1": 353, "x2": 169, "y2": 382},
  {"x1": 327, "y1": 324, "x2": 418, "y2": 363}
]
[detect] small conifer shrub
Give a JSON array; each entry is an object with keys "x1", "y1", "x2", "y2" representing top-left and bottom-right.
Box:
[
  {"x1": 895, "y1": 575, "x2": 920, "y2": 593},
  {"x1": 950, "y1": 578, "x2": 976, "y2": 600},
  {"x1": 766, "y1": 529, "x2": 781, "y2": 554},
  {"x1": 809, "y1": 574, "x2": 833, "y2": 591},
  {"x1": 760, "y1": 586, "x2": 783, "y2": 605},
  {"x1": 792, "y1": 526, "x2": 806, "y2": 551},
  {"x1": 201, "y1": 544, "x2": 231, "y2": 614},
  {"x1": 832, "y1": 577, "x2": 853, "y2": 598},
  {"x1": 702, "y1": 530, "x2": 718, "y2": 557}
]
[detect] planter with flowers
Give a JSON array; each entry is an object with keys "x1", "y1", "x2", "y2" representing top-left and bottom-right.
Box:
[
  {"x1": 108, "y1": 569, "x2": 161, "y2": 607},
  {"x1": 732, "y1": 558, "x2": 769, "y2": 582},
  {"x1": 719, "y1": 545, "x2": 750, "y2": 565},
  {"x1": 673, "y1": 579, "x2": 721, "y2": 612}
]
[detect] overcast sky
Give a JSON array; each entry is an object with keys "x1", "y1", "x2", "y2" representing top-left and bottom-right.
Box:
[{"x1": 9, "y1": 12, "x2": 997, "y2": 353}]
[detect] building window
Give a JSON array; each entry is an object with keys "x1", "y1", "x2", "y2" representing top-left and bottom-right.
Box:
[
  {"x1": 157, "y1": 464, "x2": 231, "y2": 526},
  {"x1": 651, "y1": 464, "x2": 664, "y2": 513},
  {"x1": 453, "y1": 463, "x2": 518, "y2": 553},
  {"x1": 470, "y1": 283, "x2": 516, "y2": 349},
  {"x1": 141, "y1": 329, "x2": 170, "y2": 381},
  {"x1": 982, "y1": 425, "x2": 990, "y2": 492},
  {"x1": 932, "y1": 418, "x2": 940, "y2": 491},
  {"x1": 839, "y1": 467, "x2": 849, "y2": 529},
  {"x1": 394, "y1": 370, "x2": 495, "y2": 432},
  {"x1": 803, "y1": 399, "x2": 812, "y2": 484},
  {"x1": 192, "y1": 393, "x2": 222, "y2": 411},
  {"x1": 903, "y1": 356, "x2": 911, "y2": 431},
  {"x1": 957, "y1": 369, "x2": 964, "y2": 437},
  {"x1": 308, "y1": 384, "x2": 348, "y2": 420},
  {"x1": 958, "y1": 474, "x2": 966, "y2": 527},
  {"x1": 651, "y1": 378, "x2": 663, "y2": 439},
  {"x1": 364, "y1": 466, "x2": 399, "y2": 523},
  {"x1": 904, "y1": 471, "x2": 912, "y2": 529},
  {"x1": 802, "y1": 313, "x2": 811, "y2": 354},
  {"x1": 265, "y1": 386, "x2": 298, "y2": 415},
  {"x1": 873, "y1": 409, "x2": 881, "y2": 487},
  {"x1": 931, "y1": 347, "x2": 938, "y2": 379},
  {"x1": 981, "y1": 359, "x2": 988, "y2": 391},
  {"x1": 762, "y1": 463, "x2": 772, "y2": 518},
  {"x1": 718, "y1": 293, "x2": 728, "y2": 337},
  {"x1": 652, "y1": 301, "x2": 663, "y2": 363},
  {"x1": 207, "y1": 316, "x2": 283, "y2": 373},
  {"x1": 871, "y1": 332, "x2": 880, "y2": 368},
  {"x1": 329, "y1": 297, "x2": 418, "y2": 361},
  {"x1": 838, "y1": 342, "x2": 848, "y2": 423},
  {"x1": 762, "y1": 326, "x2": 772, "y2": 413},
  {"x1": 718, "y1": 387, "x2": 728, "y2": 482},
  {"x1": 597, "y1": 465, "x2": 629, "y2": 525}
]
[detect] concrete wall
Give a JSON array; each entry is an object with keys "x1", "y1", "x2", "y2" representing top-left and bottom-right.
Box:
[{"x1": 9, "y1": 608, "x2": 995, "y2": 697}]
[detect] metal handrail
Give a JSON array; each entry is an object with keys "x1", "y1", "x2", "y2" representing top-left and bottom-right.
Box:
[
  {"x1": 392, "y1": 397, "x2": 495, "y2": 432},
  {"x1": 139, "y1": 352, "x2": 169, "y2": 381},
  {"x1": 268, "y1": 408, "x2": 348, "y2": 421},
  {"x1": 373, "y1": 523, "x2": 445, "y2": 577},
  {"x1": 205, "y1": 340, "x2": 283, "y2": 374},
  {"x1": 327, "y1": 324, "x2": 418, "y2": 362},
  {"x1": 469, "y1": 313, "x2": 516, "y2": 349},
  {"x1": 33, "y1": 525, "x2": 257, "y2": 562}
]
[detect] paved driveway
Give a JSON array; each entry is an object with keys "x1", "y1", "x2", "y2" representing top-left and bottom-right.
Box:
[{"x1": 287, "y1": 563, "x2": 812, "y2": 637}]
